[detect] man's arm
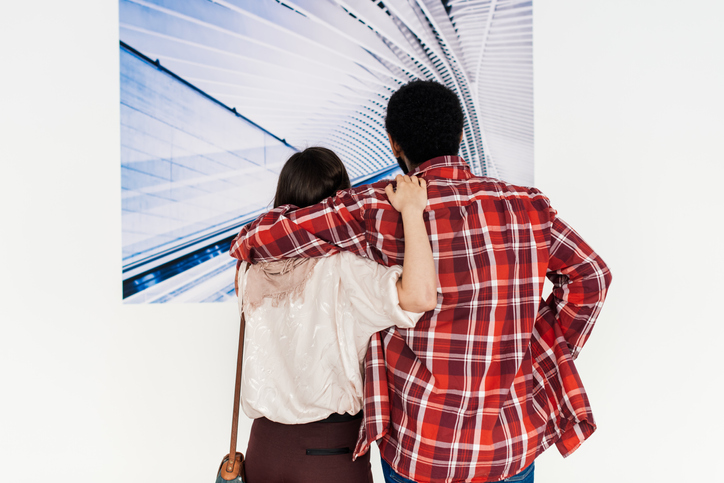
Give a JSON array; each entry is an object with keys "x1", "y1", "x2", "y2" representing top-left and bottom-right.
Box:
[
  {"x1": 230, "y1": 184, "x2": 390, "y2": 264},
  {"x1": 538, "y1": 216, "x2": 613, "y2": 359}
]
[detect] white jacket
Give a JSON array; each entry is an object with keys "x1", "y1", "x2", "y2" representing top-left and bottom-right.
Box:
[{"x1": 237, "y1": 251, "x2": 422, "y2": 424}]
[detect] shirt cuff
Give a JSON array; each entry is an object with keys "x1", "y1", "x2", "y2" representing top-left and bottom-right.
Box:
[{"x1": 555, "y1": 419, "x2": 596, "y2": 457}]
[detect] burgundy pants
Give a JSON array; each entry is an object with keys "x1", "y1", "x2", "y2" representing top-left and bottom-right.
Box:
[{"x1": 244, "y1": 415, "x2": 373, "y2": 483}]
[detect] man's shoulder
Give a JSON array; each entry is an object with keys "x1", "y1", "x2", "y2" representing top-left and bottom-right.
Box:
[
  {"x1": 475, "y1": 175, "x2": 543, "y2": 195},
  {"x1": 440, "y1": 173, "x2": 552, "y2": 206}
]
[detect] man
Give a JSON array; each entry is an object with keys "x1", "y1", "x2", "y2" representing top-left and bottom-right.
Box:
[{"x1": 230, "y1": 80, "x2": 612, "y2": 482}]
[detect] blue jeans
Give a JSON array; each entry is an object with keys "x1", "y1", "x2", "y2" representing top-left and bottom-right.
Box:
[{"x1": 381, "y1": 459, "x2": 534, "y2": 483}]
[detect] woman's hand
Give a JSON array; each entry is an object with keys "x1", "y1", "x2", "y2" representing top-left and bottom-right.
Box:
[{"x1": 385, "y1": 175, "x2": 428, "y2": 216}]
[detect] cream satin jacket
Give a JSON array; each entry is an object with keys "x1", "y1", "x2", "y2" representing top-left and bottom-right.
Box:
[{"x1": 237, "y1": 251, "x2": 422, "y2": 424}]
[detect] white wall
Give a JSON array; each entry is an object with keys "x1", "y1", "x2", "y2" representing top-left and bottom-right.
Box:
[
  {"x1": 1, "y1": 1, "x2": 722, "y2": 482},
  {"x1": 532, "y1": 1, "x2": 724, "y2": 481}
]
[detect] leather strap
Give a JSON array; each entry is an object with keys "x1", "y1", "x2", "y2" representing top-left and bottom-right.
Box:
[{"x1": 226, "y1": 264, "x2": 250, "y2": 474}]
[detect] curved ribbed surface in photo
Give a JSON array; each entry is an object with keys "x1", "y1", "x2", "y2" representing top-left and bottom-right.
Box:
[{"x1": 119, "y1": 0, "x2": 533, "y2": 184}]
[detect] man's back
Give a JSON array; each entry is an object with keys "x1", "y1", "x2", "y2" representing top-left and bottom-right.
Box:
[{"x1": 232, "y1": 155, "x2": 611, "y2": 482}]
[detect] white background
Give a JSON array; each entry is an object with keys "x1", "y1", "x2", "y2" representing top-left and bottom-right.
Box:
[{"x1": 1, "y1": 1, "x2": 722, "y2": 482}]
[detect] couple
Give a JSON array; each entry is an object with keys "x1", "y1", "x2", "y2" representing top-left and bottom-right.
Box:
[{"x1": 231, "y1": 80, "x2": 612, "y2": 483}]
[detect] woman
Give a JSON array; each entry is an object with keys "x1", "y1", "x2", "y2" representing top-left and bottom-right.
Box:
[{"x1": 237, "y1": 147, "x2": 437, "y2": 483}]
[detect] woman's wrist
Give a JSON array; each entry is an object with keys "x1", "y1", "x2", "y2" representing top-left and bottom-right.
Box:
[{"x1": 400, "y1": 207, "x2": 425, "y2": 220}]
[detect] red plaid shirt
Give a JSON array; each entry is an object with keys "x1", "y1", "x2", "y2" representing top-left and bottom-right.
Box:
[{"x1": 230, "y1": 156, "x2": 611, "y2": 482}]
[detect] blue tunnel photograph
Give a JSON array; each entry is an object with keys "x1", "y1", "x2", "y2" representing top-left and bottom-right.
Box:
[{"x1": 119, "y1": 0, "x2": 533, "y2": 303}]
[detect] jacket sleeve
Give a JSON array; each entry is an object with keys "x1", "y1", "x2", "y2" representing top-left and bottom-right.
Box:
[
  {"x1": 538, "y1": 215, "x2": 612, "y2": 359},
  {"x1": 338, "y1": 252, "x2": 424, "y2": 333}
]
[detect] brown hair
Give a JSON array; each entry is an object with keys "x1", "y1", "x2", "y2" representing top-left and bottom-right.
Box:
[{"x1": 274, "y1": 147, "x2": 351, "y2": 208}]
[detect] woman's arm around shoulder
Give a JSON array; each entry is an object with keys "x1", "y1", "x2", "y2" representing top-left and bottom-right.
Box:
[{"x1": 385, "y1": 175, "x2": 437, "y2": 313}]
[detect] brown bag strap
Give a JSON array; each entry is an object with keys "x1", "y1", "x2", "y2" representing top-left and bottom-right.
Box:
[{"x1": 226, "y1": 263, "x2": 250, "y2": 473}]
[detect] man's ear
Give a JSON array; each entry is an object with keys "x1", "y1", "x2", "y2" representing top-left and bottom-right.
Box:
[{"x1": 388, "y1": 134, "x2": 403, "y2": 158}]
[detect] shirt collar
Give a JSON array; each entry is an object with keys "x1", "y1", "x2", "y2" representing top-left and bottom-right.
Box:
[{"x1": 408, "y1": 156, "x2": 474, "y2": 180}]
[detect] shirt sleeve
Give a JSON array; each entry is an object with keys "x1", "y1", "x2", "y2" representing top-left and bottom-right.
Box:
[
  {"x1": 229, "y1": 187, "x2": 375, "y2": 264},
  {"x1": 338, "y1": 252, "x2": 424, "y2": 331},
  {"x1": 538, "y1": 215, "x2": 613, "y2": 359}
]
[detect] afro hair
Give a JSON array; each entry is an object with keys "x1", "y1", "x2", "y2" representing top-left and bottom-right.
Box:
[{"x1": 385, "y1": 80, "x2": 464, "y2": 167}]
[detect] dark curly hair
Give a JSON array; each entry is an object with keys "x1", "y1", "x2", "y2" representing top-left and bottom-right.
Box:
[
  {"x1": 274, "y1": 147, "x2": 351, "y2": 208},
  {"x1": 385, "y1": 80, "x2": 464, "y2": 167}
]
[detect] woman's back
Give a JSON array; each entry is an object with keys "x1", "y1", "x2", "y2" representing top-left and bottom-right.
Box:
[
  {"x1": 238, "y1": 251, "x2": 421, "y2": 424},
  {"x1": 234, "y1": 147, "x2": 435, "y2": 482}
]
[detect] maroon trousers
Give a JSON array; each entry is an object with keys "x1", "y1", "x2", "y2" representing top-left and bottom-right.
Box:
[{"x1": 244, "y1": 415, "x2": 373, "y2": 483}]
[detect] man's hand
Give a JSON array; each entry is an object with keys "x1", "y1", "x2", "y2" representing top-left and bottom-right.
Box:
[{"x1": 385, "y1": 175, "x2": 428, "y2": 217}]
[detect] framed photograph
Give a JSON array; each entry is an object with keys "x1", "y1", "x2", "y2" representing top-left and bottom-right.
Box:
[{"x1": 119, "y1": 0, "x2": 533, "y2": 303}]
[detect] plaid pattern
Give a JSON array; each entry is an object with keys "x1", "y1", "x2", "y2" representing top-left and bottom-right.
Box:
[{"x1": 230, "y1": 156, "x2": 611, "y2": 482}]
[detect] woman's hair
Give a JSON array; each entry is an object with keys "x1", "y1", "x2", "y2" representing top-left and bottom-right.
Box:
[{"x1": 273, "y1": 147, "x2": 351, "y2": 208}]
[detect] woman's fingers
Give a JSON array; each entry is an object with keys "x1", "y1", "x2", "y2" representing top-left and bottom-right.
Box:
[
  {"x1": 396, "y1": 174, "x2": 423, "y2": 186},
  {"x1": 386, "y1": 173, "x2": 427, "y2": 213},
  {"x1": 409, "y1": 175, "x2": 423, "y2": 186},
  {"x1": 403, "y1": 175, "x2": 425, "y2": 188},
  {"x1": 395, "y1": 175, "x2": 426, "y2": 191},
  {"x1": 385, "y1": 183, "x2": 395, "y2": 198}
]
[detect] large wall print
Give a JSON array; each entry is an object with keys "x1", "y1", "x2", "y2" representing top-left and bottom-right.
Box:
[{"x1": 119, "y1": 0, "x2": 534, "y2": 303}]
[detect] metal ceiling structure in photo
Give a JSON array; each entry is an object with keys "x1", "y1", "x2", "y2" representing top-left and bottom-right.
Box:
[{"x1": 120, "y1": 0, "x2": 532, "y2": 182}]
